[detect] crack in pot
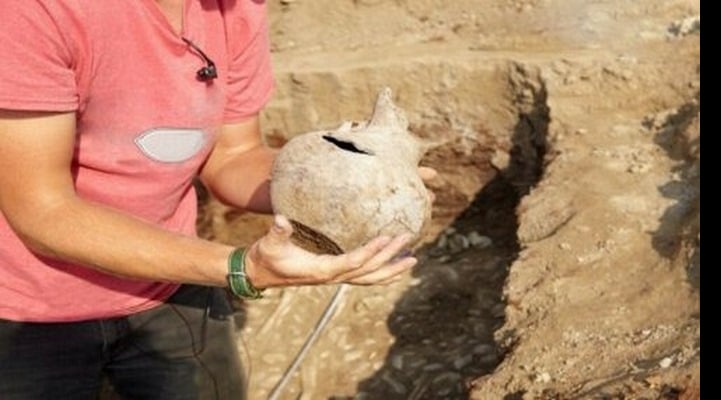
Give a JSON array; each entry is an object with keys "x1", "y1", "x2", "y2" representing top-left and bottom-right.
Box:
[{"x1": 322, "y1": 134, "x2": 375, "y2": 155}]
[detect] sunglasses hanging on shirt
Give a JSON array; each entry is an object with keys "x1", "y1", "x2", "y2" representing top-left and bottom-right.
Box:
[{"x1": 182, "y1": 37, "x2": 218, "y2": 82}]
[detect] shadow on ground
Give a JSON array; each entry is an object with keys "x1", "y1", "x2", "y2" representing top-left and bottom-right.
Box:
[
  {"x1": 646, "y1": 91, "x2": 700, "y2": 290},
  {"x1": 354, "y1": 66, "x2": 550, "y2": 399}
]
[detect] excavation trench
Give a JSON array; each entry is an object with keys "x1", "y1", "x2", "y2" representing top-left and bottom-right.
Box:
[
  {"x1": 352, "y1": 63, "x2": 550, "y2": 399},
  {"x1": 198, "y1": 62, "x2": 553, "y2": 400},
  {"x1": 69, "y1": 0, "x2": 702, "y2": 397}
]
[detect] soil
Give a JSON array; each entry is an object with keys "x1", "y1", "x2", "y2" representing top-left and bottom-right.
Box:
[{"x1": 197, "y1": 1, "x2": 700, "y2": 399}]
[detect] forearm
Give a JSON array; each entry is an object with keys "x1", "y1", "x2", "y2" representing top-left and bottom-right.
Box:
[
  {"x1": 1, "y1": 110, "x2": 235, "y2": 288},
  {"x1": 9, "y1": 194, "x2": 234, "y2": 287},
  {"x1": 199, "y1": 116, "x2": 278, "y2": 214},
  {"x1": 201, "y1": 142, "x2": 277, "y2": 214}
]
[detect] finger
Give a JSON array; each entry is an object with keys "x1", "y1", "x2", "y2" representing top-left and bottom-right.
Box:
[
  {"x1": 316, "y1": 234, "x2": 392, "y2": 279},
  {"x1": 333, "y1": 233, "x2": 414, "y2": 282},
  {"x1": 375, "y1": 269, "x2": 410, "y2": 286},
  {"x1": 346, "y1": 256, "x2": 417, "y2": 285},
  {"x1": 378, "y1": 276, "x2": 403, "y2": 286},
  {"x1": 266, "y1": 214, "x2": 294, "y2": 244},
  {"x1": 426, "y1": 188, "x2": 436, "y2": 204},
  {"x1": 418, "y1": 166, "x2": 438, "y2": 181},
  {"x1": 361, "y1": 233, "x2": 414, "y2": 271}
]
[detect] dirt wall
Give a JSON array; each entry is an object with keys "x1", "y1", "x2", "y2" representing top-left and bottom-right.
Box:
[{"x1": 199, "y1": 1, "x2": 700, "y2": 398}]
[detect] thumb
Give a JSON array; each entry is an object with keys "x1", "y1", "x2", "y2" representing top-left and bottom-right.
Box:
[
  {"x1": 269, "y1": 214, "x2": 294, "y2": 241},
  {"x1": 418, "y1": 166, "x2": 438, "y2": 181}
]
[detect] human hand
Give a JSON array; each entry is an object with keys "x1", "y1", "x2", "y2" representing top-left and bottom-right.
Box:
[
  {"x1": 418, "y1": 165, "x2": 438, "y2": 204},
  {"x1": 418, "y1": 166, "x2": 438, "y2": 182},
  {"x1": 243, "y1": 215, "x2": 418, "y2": 289}
]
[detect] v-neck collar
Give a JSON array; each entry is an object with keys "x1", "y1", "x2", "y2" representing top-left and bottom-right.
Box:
[{"x1": 141, "y1": 0, "x2": 190, "y2": 38}]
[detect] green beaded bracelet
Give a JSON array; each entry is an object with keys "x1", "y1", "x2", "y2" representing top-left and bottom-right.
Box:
[{"x1": 227, "y1": 248, "x2": 264, "y2": 299}]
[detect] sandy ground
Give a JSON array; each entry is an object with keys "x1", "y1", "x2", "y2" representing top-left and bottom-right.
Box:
[{"x1": 198, "y1": 1, "x2": 700, "y2": 398}]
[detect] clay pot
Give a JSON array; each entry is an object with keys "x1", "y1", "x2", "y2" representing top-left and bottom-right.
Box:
[{"x1": 270, "y1": 88, "x2": 431, "y2": 254}]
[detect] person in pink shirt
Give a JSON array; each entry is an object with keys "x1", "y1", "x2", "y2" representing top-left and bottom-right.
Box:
[{"x1": 0, "y1": 1, "x2": 434, "y2": 399}]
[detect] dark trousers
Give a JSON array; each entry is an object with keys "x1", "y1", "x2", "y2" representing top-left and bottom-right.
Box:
[{"x1": 0, "y1": 285, "x2": 245, "y2": 400}]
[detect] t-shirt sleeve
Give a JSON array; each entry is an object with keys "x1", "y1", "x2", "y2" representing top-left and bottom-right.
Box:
[
  {"x1": 0, "y1": 2, "x2": 79, "y2": 112},
  {"x1": 222, "y1": 1, "x2": 275, "y2": 123}
]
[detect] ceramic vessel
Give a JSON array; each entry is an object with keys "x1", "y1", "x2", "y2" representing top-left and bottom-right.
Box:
[{"x1": 270, "y1": 88, "x2": 431, "y2": 254}]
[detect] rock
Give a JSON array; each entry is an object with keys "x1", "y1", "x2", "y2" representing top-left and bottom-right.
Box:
[
  {"x1": 659, "y1": 357, "x2": 673, "y2": 369},
  {"x1": 344, "y1": 350, "x2": 364, "y2": 362},
  {"x1": 380, "y1": 371, "x2": 408, "y2": 394},
  {"x1": 453, "y1": 354, "x2": 474, "y2": 370},
  {"x1": 534, "y1": 372, "x2": 552, "y2": 383},
  {"x1": 467, "y1": 231, "x2": 493, "y2": 248},
  {"x1": 447, "y1": 233, "x2": 470, "y2": 253},
  {"x1": 270, "y1": 88, "x2": 432, "y2": 254},
  {"x1": 423, "y1": 363, "x2": 445, "y2": 372},
  {"x1": 472, "y1": 344, "x2": 496, "y2": 356},
  {"x1": 390, "y1": 354, "x2": 403, "y2": 370},
  {"x1": 668, "y1": 16, "x2": 700, "y2": 37},
  {"x1": 491, "y1": 149, "x2": 511, "y2": 170},
  {"x1": 517, "y1": 186, "x2": 575, "y2": 243}
]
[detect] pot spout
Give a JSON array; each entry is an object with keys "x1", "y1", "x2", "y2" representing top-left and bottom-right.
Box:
[{"x1": 368, "y1": 87, "x2": 409, "y2": 132}]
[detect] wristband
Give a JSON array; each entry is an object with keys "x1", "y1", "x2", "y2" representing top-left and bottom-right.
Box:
[{"x1": 227, "y1": 248, "x2": 264, "y2": 299}]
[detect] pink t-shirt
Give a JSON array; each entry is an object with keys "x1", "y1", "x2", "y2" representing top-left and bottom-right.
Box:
[{"x1": 0, "y1": 1, "x2": 274, "y2": 322}]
